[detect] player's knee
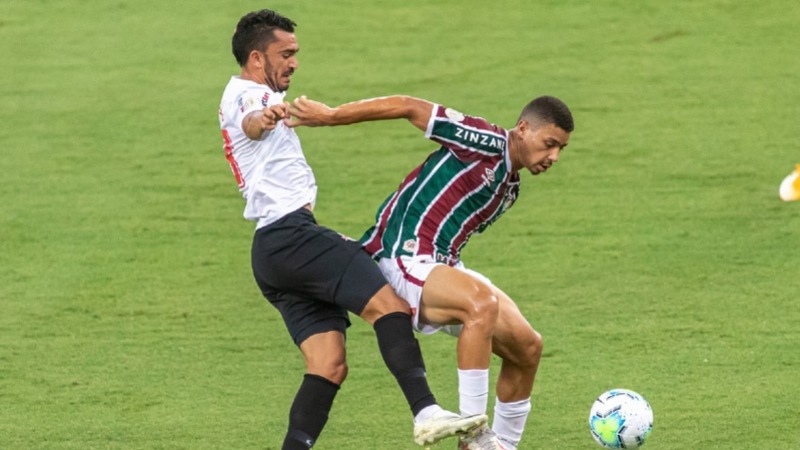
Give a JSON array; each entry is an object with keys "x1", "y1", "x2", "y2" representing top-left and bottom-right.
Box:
[
  {"x1": 517, "y1": 328, "x2": 543, "y2": 369},
  {"x1": 305, "y1": 347, "x2": 349, "y2": 384},
  {"x1": 330, "y1": 361, "x2": 349, "y2": 384},
  {"x1": 530, "y1": 329, "x2": 543, "y2": 360},
  {"x1": 307, "y1": 359, "x2": 348, "y2": 385}
]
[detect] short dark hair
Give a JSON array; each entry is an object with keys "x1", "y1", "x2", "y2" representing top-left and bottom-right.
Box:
[
  {"x1": 519, "y1": 96, "x2": 574, "y2": 133},
  {"x1": 232, "y1": 10, "x2": 297, "y2": 67}
]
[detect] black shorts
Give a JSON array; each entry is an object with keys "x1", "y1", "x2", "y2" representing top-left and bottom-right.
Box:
[{"x1": 251, "y1": 207, "x2": 388, "y2": 346}]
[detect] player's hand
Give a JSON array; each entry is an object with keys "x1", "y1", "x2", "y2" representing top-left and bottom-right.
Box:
[
  {"x1": 285, "y1": 96, "x2": 334, "y2": 127},
  {"x1": 260, "y1": 103, "x2": 290, "y2": 131}
]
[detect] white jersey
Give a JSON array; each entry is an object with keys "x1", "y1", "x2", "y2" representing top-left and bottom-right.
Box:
[{"x1": 218, "y1": 76, "x2": 317, "y2": 229}]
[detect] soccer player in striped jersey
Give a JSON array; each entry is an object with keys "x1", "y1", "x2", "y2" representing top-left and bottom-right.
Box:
[
  {"x1": 287, "y1": 94, "x2": 574, "y2": 450},
  {"x1": 219, "y1": 10, "x2": 487, "y2": 449}
]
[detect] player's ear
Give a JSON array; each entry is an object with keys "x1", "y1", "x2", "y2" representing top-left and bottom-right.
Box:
[
  {"x1": 249, "y1": 50, "x2": 264, "y2": 68},
  {"x1": 517, "y1": 118, "x2": 530, "y2": 134}
]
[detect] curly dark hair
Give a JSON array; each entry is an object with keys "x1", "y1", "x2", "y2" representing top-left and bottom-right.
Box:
[{"x1": 232, "y1": 9, "x2": 297, "y2": 67}]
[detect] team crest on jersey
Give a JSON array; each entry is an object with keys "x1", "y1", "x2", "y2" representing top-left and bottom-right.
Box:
[
  {"x1": 403, "y1": 239, "x2": 418, "y2": 252},
  {"x1": 239, "y1": 97, "x2": 258, "y2": 113},
  {"x1": 261, "y1": 92, "x2": 270, "y2": 106},
  {"x1": 445, "y1": 108, "x2": 465, "y2": 123}
]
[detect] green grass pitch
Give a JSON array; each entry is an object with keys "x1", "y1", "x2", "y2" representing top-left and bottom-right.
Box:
[{"x1": 1, "y1": 0, "x2": 799, "y2": 448}]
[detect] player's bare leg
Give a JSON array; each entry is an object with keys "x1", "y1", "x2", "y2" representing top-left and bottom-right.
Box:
[
  {"x1": 488, "y1": 287, "x2": 542, "y2": 450},
  {"x1": 281, "y1": 331, "x2": 347, "y2": 450},
  {"x1": 360, "y1": 284, "x2": 487, "y2": 446},
  {"x1": 300, "y1": 330, "x2": 348, "y2": 383},
  {"x1": 421, "y1": 265, "x2": 500, "y2": 420},
  {"x1": 420, "y1": 266, "x2": 499, "y2": 370}
]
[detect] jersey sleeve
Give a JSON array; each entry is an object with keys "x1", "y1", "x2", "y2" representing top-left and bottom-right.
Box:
[{"x1": 424, "y1": 104, "x2": 509, "y2": 162}]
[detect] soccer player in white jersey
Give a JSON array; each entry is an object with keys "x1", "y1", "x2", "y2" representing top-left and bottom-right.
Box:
[
  {"x1": 217, "y1": 10, "x2": 486, "y2": 450},
  {"x1": 287, "y1": 94, "x2": 574, "y2": 450}
]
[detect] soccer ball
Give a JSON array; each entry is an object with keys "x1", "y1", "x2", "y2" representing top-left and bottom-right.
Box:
[
  {"x1": 779, "y1": 164, "x2": 800, "y2": 201},
  {"x1": 589, "y1": 389, "x2": 653, "y2": 448}
]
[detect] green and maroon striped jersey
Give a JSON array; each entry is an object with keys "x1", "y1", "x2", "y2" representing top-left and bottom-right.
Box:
[{"x1": 360, "y1": 104, "x2": 520, "y2": 265}]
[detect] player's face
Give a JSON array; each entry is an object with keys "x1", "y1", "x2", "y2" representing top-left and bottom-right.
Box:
[
  {"x1": 262, "y1": 29, "x2": 299, "y2": 92},
  {"x1": 517, "y1": 122, "x2": 570, "y2": 175}
]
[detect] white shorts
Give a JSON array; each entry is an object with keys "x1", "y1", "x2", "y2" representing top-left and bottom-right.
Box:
[{"x1": 377, "y1": 255, "x2": 494, "y2": 335}]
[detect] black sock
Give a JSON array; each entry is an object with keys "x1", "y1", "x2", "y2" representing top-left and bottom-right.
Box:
[
  {"x1": 282, "y1": 374, "x2": 340, "y2": 450},
  {"x1": 373, "y1": 312, "x2": 437, "y2": 416}
]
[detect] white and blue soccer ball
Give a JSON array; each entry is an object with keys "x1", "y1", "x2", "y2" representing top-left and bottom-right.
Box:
[{"x1": 589, "y1": 389, "x2": 653, "y2": 448}]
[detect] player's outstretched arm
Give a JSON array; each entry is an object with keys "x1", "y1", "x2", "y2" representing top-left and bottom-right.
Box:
[{"x1": 286, "y1": 95, "x2": 433, "y2": 132}]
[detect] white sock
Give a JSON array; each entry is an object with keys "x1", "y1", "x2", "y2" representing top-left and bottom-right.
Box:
[
  {"x1": 414, "y1": 404, "x2": 444, "y2": 424},
  {"x1": 493, "y1": 397, "x2": 531, "y2": 450},
  {"x1": 458, "y1": 368, "x2": 489, "y2": 417}
]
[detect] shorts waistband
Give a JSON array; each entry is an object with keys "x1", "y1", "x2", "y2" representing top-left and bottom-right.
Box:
[
  {"x1": 385, "y1": 253, "x2": 460, "y2": 267},
  {"x1": 257, "y1": 206, "x2": 316, "y2": 234}
]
